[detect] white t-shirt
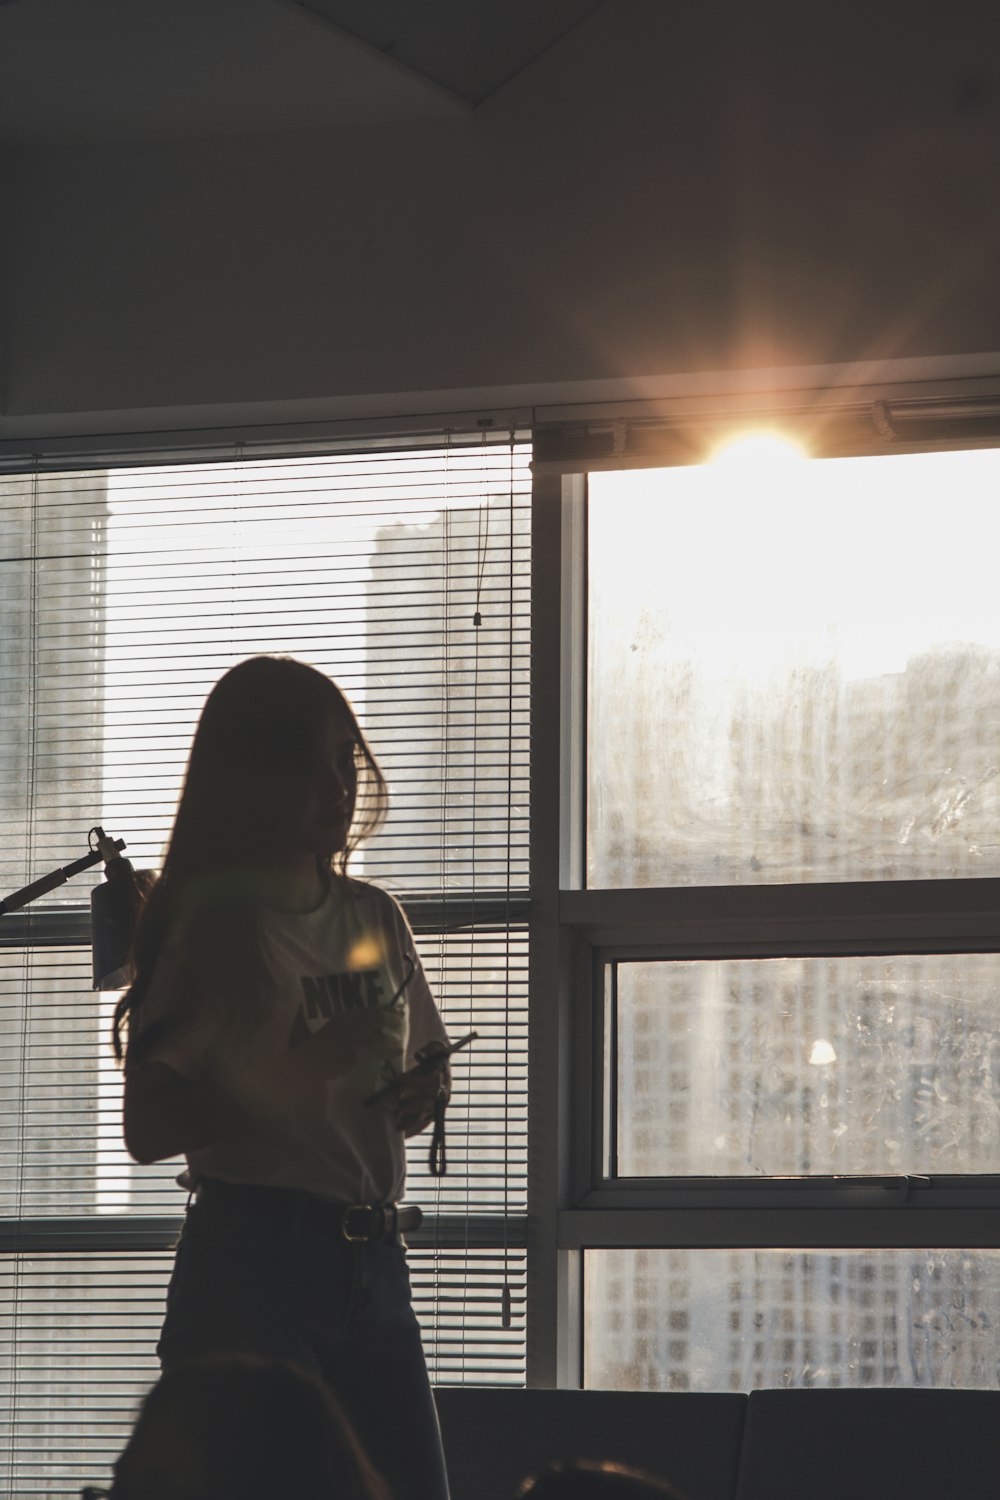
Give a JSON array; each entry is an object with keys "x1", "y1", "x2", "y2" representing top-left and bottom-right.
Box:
[{"x1": 135, "y1": 878, "x2": 449, "y2": 1204}]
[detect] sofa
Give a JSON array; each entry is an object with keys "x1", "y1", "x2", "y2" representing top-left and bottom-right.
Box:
[{"x1": 434, "y1": 1386, "x2": 1000, "y2": 1499}]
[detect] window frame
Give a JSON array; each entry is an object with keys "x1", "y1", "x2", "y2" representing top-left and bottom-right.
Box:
[
  {"x1": 527, "y1": 379, "x2": 1000, "y2": 1388},
  {"x1": 8, "y1": 383, "x2": 1000, "y2": 1403},
  {"x1": 1, "y1": 426, "x2": 533, "y2": 1252}
]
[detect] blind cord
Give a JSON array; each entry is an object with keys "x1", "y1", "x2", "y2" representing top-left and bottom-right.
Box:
[
  {"x1": 501, "y1": 430, "x2": 516, "y2": 1330},
  {"x1": 473, "y1": 450, "x2": 490, "y2": 630},
  {"x1": 458, "y1": 437, "x2": 491, "y2": 1380},
  {"x1": 9, "y1": 462, "x2": 41, "y2": 1491},
  {"x1": 430, "y1": 438, "x2": 453, "y2": 1382}
]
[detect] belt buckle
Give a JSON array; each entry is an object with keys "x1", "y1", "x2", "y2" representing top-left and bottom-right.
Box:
[
  {"x1": 341, "y1": 1203, "x2": 382, "y2": 1242},
  {"x1": 341, "y1": 1204, "x2": 371, "y2": 1242}
]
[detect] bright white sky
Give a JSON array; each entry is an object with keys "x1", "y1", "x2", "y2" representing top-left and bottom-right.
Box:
[{"x1": 590, "y1": 441, "x2": 1000, "y2": 682}]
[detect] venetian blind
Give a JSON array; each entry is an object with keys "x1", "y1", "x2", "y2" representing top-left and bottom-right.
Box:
[{"x1": 0, "y1": 433, "x2": 531, "y2": 1496}]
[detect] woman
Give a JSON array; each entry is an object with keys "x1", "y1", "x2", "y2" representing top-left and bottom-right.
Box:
[{"x1": 114, "y1": 655, "x2": 452, "y2": 1500}]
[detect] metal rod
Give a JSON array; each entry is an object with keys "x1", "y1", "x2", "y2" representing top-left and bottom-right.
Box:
[{"x1": 0, "y1": 838, "x2": 125, "y2": 916}]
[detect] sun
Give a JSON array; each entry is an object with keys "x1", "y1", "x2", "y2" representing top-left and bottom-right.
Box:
[{"x1": 710, "y1": 430, "x2": 808, "y2": 467}]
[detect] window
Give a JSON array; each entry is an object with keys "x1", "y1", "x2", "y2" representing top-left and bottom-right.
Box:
[
  {"x1": 528, "y1": 394, "x2": 1000, "y2": 1393},
  {"x1": 1, "y1": 432, "x2": 530, "y2": 1492},
  {"x1": 9, "y1": 387, "x2": 1000, "y2": 1485},
  {"x1": 587, "y1": 447, "x2": 1000, "y2": 888}
]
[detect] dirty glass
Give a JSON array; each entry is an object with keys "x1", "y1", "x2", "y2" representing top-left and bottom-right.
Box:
[
  {"x1": 585, "y1": 1248, "x2": 1000, "y2": 1391},
  {"x1": 612, "y1": 954, "x2": 1000, "y2": 1178},
  {"x1": 588, "y1": 447, "x2": 1000, "y2": 887}
]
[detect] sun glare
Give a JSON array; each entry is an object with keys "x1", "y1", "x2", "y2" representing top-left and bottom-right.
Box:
[{"x1": 710, "y1": 431, "x2": 808, "y2": 467}]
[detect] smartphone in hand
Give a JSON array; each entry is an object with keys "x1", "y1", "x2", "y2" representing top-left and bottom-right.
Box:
[{"x1": 362, "y1": 1031, "x2": 478, "y2": 1107}]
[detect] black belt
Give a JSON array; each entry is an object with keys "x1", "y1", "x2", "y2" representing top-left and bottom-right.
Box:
[
  {"x1": 194, "y1": 1178, "x2": 422, "y2": 1242},
  {"x1": 340, "y1": 1202, "x2": 422, "y2": 1242}
]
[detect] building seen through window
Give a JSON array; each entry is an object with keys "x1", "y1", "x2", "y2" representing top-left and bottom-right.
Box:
[{"x1": 580, "y1": 443, "x2": 1000, "y2": 1392}]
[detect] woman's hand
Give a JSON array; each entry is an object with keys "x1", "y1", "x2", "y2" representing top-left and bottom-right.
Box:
[{"x1": 386, "y1": 1046, "x2": 452, "y2": 1137}]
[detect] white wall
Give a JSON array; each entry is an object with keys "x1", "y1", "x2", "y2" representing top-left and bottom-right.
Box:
[{"x1": 5, "y1": 0, "x2": 1000, "y2": 436}]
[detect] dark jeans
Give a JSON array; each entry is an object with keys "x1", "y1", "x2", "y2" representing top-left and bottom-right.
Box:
[{"x1": 157, "y1": 1180, "x2": 450, "y2": 1500}]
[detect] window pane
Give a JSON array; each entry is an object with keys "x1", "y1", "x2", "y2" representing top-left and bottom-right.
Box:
[
  {"x1": 588, "y1": 448, "x2": 1000, "y2": 886},
  {"x1": 0, "y1": 1253, "x2": 168, "y2": 1496},
  {"x1": 416, "y1": 1249, "x2": 526, "y2": 1386},
  {"x1": 1, "y1": 438, "x2": 531, "y2": 1465},
  {"x1": 613, "y1": 954, "x2": 1000, "y2": 1177},
  {"x1": 585, "y1": 1248, "x2": 1000, "y2": 1391},
  {"x1": 1, "y1": 447, "x2": 531, "y2": 902}
]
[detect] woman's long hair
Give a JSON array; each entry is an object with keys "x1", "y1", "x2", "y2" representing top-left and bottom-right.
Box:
[{"x1": 112, "y1": 656, "x2": 388, "y2": 1065}]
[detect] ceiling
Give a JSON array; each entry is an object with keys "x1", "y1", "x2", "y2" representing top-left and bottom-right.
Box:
[
  {"x1": 285, "y1": 0, "x2": 605, "y2": 106},
  {"x1": 0, "y1": 0, "x2": 606, "y2": 146}
]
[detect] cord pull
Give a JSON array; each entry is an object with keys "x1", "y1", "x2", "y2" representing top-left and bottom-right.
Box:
[
  {"x1": 473, "y1": 610, "x2": 482, "y2": 627},
  {"x1": 502, "y1": 1282, "x2": 512, "y2": 1329}
]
